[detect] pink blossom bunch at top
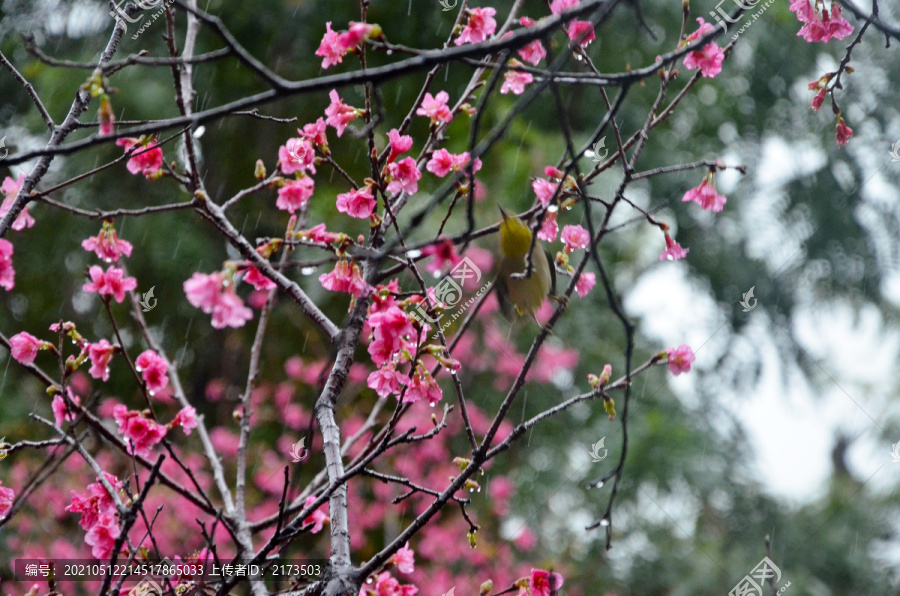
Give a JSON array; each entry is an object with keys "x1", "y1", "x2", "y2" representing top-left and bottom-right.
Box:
[
  {"x1": 82, "y1": 265, "x2": 138, "y2": 303},
  {"x1": 501, "y1": 61, "x2": 534, "y2": 95},
  {"x1": 0, "y1": 173, "x2": 35, "y2": 231},
  {"x1": 277, "y1": 176, "x2": 315, "y2": 213},
  {"x1": 66, "y1": 472, "x2": 123, "y2": 558},
  {"x1": 659, "y1": 232, "x2": 689, "y2": 261},
  {"x1": 315, "y1": 21, "x2": 379, "y2": 69},
  {"x1": 682, "y1": 19, "x2": 725, "y2": 78},
  {"x1": 10, "y1": 331, "x2": 51, "y2": 365},
  {"x1": 115, "y1": 137, "x2": 163, "y2": 178},
  {"x1": 454, "y1": 7, "x2": 497, "y2": 46},
  {"x1": 336, "y1": 186, "x2": 377, "y2": 219},
  {"x1": 135, "y1": 349, "x2": 169, "y2": 395},
  {"x1": 302, "y1": 495, "x2": 330, "y2": 533},
  {"x1": 87, "y1": 339, "x2": 116, "y2": 381},
  {"x1": 319, "y1": 260, "x2": 368, "y2": 298},
  {"x1": 325, "y1": 90, "x2": 363, "y2": 137},
  {"x1": 791, "y1": 0, "x2": 854, "y2": 43},
  {"x1": 0, "y1": 238, "x2": 14, "y2": 291},
  {"x1": 426, "y1": 149, "x2": 482, "y2": 178},
  {"x1": 113, "y1": 405, "x2": 168, "y2": 457},
  {"x1": 183, "y1": 271, "x2": 254, "y2": 329},
  {"x1": 561, "y1": 224, "x2": 589, "y2": 253},
  {"x1": 682, "y1": 174, "x2": 727, "y2": 212},
  {"x1": 416, "y1": 91, "x2": 453, "y2": 124},
  {"x1": 666, "y1": 344, "x2": 696, "y2": 375},
  {"x1": 81, "y1": 222, "x2": 133, "y2": 263}
]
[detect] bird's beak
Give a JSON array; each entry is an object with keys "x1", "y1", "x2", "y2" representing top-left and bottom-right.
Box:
[{"x1": 498, "y1": 205, "x2": 510, "y2": 221}]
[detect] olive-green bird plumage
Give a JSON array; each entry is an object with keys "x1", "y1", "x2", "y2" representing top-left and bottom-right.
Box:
[{"x1": 496, "y1": 206, "x2": 556, "y2": 321}]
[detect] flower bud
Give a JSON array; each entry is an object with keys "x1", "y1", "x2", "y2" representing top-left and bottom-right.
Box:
[{"x1": 255, "y1": 159, "x2": 267, "y2": 180}]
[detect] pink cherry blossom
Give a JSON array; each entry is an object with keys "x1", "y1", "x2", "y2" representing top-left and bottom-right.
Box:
[
  {"x1": 795, "y1": 2, "x2": 854, "y2": 43},
  {"x1": 567, "y1": 20, "x2": 595, "y2": 47},
  {"x1": 84, "y1": 511, "x2": 120, "y2": 559},
  {"x1": 683, "y1": 42, "x2": 725, "y2": 78},
  {"x1": 325, "y1": 90, "x2": 361, "y2": 137},
  {"x1": 685, "y1": 17, "x2": 716, "y2": 42},
  {"x1": 387, "y1": 128, "x2": 414, "y2": 163},
  {"x1": 51, "y1": 391, "x2": 81, "y2": 428},
  {"x1": 666, "y1": 344, "x2": 696, "y2": 375},
  {"x1": 367, "y1": 364, "x2": 407, "y2": 399},
  {"x1": 789, "y1": 0, "x2": 815, "y2": 23},
  {"x1": 426, "y1": 149, "x2": 482, "y2": 178},
  {"x1": 0, "y1": 173, "x2": 35, "y2": 231},
  {"x1": 518, "y1": 39, "x2": 547, "y2": 66},
  {"x1": 530, "y1": 569, "x2": 564, "y2": 596},
  {"x1": 421, "y1": 238, "x2": 462, "y2": 275},
  {"x1": 532, "y1": 178, "x2": 559, "y2": 206},
  {"x1": 390, "y1": 543, "x2": 415, "y2": 575},
  {"x1": 82, "y1": 265, "x2": 138, "y2": 303},
  {"x1": 385, "y1": 157, "x2": 422, "y2": 195},
  {"x1": 135, "y1": 350, "x2": 169, "y2": 395},
  {"x1": 537, "y1": 210, "x2": 559, "y2": 242},
  {"x1": 81, "y1": 226, "x2": 133, "y2": 263},
  {"x1": 10, "y1": 331, "x2": 44, "y2": 364},
  {"x1": 243, "y1": 266, "x2": 276, "y2": 291},
  {"x1": 211, "y1": 289, "x2": 254, "y2": 329},
  {"x1": 550, "y1": 0, "x2": 578, "y2": 14},
  {"x1": 338, "y1": 22, "x2": 376, "y2": 51},
  {"x1": 316, "y1": 22, "x2": 346, "y2": 68},
  {"x1": 173, "y1": 405, "x2": 198, "y2": 435},
  {"x1": 501, "y1": 66, "x2": 534, "y2": 95},
  {"x1": 88, "y1": 339, "x2": 116, "y2": 381},
  {"x1": 302, "y1": 495, "x2": 330, "y2": 533},
  {"x1": 0, "y1": 238, "x2": 14, "y2": 291},
  {"x1": 279, "y1": 137, "x2": 316, "y2": 175},
  {"x1": 454, "y1": 7, "x2": 497, "y2": 46},
  {"x1": 277, "y1": 176, "x2": 315, "y2": 213},
  {"x1": 575, "y1": 271, "x2": 596, "y2": 297},
  {"x1": 113, "y1": 405, "x2": 168, "y2": 457},
  {"x1": 416, "y1": 91, "x2": 453, "y2": 124},
  {"x1": 835, "y1": 117, "x2": 853, "y2": 146},
  {"x1": 561, "y1": 224, "x2": 590, "y2": 252},
  {"x1": 336, "y1": 186, "x2": 377, "y2": 218},
  {"x1": 404, "y1": 369, "x2": 442, "y2": 406},
  {"x1": 319, "y1": 260, "x2": 368, "y2": 297},
  {"x1": 115, "y1": 137, "x2": 163, "y2": 177},
  {"x1": 682, "y1": 177, "x2": 727, "y2": 212},
  {"x1": 810, "y1": 88, "x2": 827, "y2": 111},
  {"x1": 659, "y1": 232, "x2": 689, "y2": 261},
  {"x1": 184, "y1": 271, "x2": 223, "y2": 313},
  {"x1": 368, "y1": 306, "x2": 415, "y2": 366},
  {"x1": 0, "y1": 480, "x2": 13, "y2": 520},
  {"x1": 300, "y1": 118, "x2": 329, "y2": 147}
]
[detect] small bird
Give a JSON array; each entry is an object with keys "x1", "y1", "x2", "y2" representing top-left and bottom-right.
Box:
[{"x1": 496, "y1": 206, "x2": 556, "y2": 324}]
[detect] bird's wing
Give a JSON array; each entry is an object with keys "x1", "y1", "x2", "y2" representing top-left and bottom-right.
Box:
[
  {"x1": 493, "y1": 273, "x2": 515, "y2": 321},
  {"x1": 544, "y1": 246, "x2": 557, "y2": 297}
]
